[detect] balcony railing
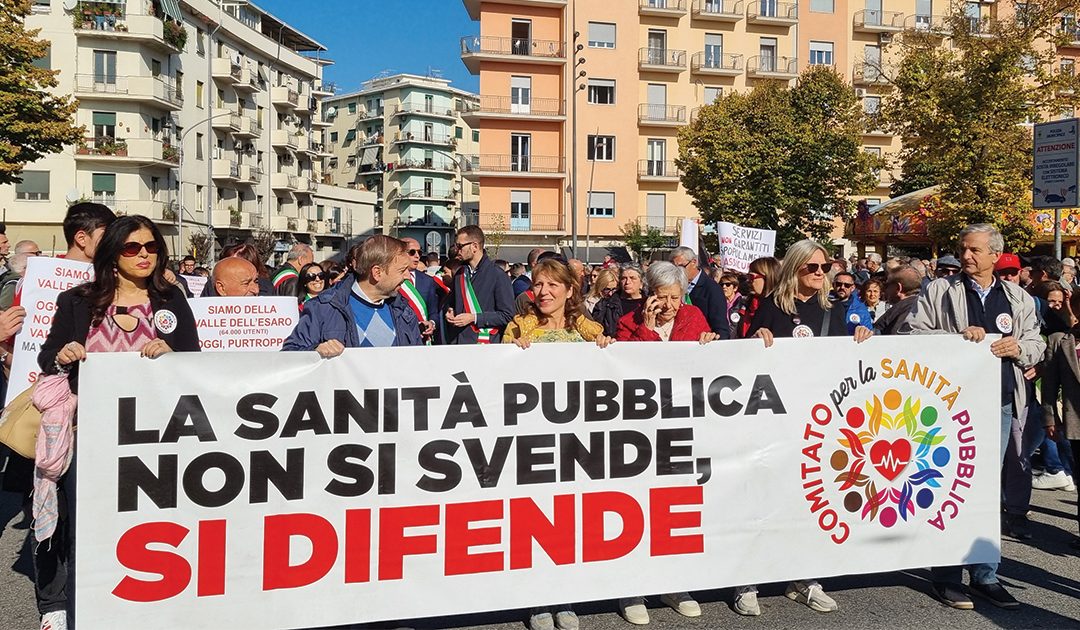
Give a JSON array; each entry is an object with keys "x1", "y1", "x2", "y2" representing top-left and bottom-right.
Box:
[
  {"x1": 639, "y1": 47, "x2": 687, "y2": 69},
  {"x1": 462, "y1": 95, "x2": 565, "y2": 117},
  {"x1": 746, "y1": 55, "x2": 799, "y2": 76},
  {"x1": 905, "y1": 14, "x2": 952, "y2": 35},
  {"x1": 746, "y1": 0, "x2": 797, "y2": 21},
  {"x1": 638, "y1": 160, "x2": 682, "y2": 179},
  {"x1": 394, "y1": 188, "x2": 458, "y2": 202},
  {"x1": 460, "y1": 36, "x2": 566, "y2": 59},
  {"x1": 692, "y1": 0, "x2": 743, "y2": 19},
  {"x1": 635, "y1": 215, "x2": 693, "y2": 234},
  {"x1": 395, "y1": 158, "x2": 459, "y2": 173},
  {"x1": 465, "y1": 154, "x2": 565, "y2": 174},
  {"x1": 853, "y1": 9, "x2": 905, "y2": 30},
  {"x1": 853, "y1": 63, "x2": 889, "y2": 85},
  {"x1": 73, "y1": 74, "x2": 182, "y2": 108},
  {"x1": 638, "y1": 103, "x2": 687, "y2": 124},
  {"x1": 393, "y1": 130, "x2": 457, "y2": 147},
  {"x1": 461, "y1": 212, "x2": 564, "y2": 232},
  {"x1": 639, "y1": 0, "x2": 687, "y2": 15},
  {"x1": 691, "y1": 51, "x2": 743, "y2": 72},
  {"x1": 271, "y1": 86, "x2": 299, "y2": 108},
  {"x1": 392, "y1": 101, "x2": 457, "y2": 118}
]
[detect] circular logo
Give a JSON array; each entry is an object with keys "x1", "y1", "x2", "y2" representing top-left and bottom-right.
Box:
[
  {"x1": 849, "y1": 313, "x2": 861, "y2": 324},
  {"x1": 154, "y1": 309, "x2": 178, "y2": 334},
  {"x1": 793, "y1": 324, "x2": 814, "y2": 338},
  {"x1": 996, "y1": 313, "x2": 1013, "y2": 334},
  {"x1": 730, "y1": 313, "x2": 741, "y2": 323}
]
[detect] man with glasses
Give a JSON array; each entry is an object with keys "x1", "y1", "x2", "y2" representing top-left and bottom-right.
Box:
[
  {"x1": 830, "y1": 271, "x2": 873, "y2": 333},
  {"x1": 445, "y1": 225, "x2": 514, "y2": 344},
  {"x1": 669, "y1": 246, "x2": 730, "y2": 339},
  {"x1": 400, "y1": 237, "x2": 440, "y2": 344},
  {"x1": 934, "y1": 255, "x2": 962, "y2": 278},
  {"x1": 994, "y1": 253, "x2": 1022, "y2": 286}
]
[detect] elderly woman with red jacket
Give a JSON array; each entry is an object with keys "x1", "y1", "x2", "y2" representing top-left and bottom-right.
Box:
[{"x1": 616, "y1": 260, "x2": 718, "y2": 344}]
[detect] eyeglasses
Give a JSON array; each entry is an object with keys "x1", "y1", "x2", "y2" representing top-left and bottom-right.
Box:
[
  {"x1": 600, "y1": 287, "x2": 617, "y2": 295},
  {"x1": 801, "y1": 263, "x2": 829, "y2": 274},
  {"x1": 406, "y1": 248, "x2": 421, "y2": 256},
  {"x1": 748, "y1": 272, "x2": 765, "y2": 281},
  {"x1": 305, "y1": 272, "x2": 332, "y2": 282},
  {"x1": 120, "y1": 240, "x2": 159, "y2": 257},
  {"x1": 720, "y1": 282, "x2": 738, "y2": 288},
  {"x1": 937, "y1": 268, "x2": 960, "y2": 276},
  {"x1": 455, "y1": 241, "x2": 476, "y2": 249},
  {"x1": 674, "y1": 260, "x2": 693, "y2": 268},
  {"x1": 834, "y1": 282, "x2": 855, "y2": 288},
  {"x1": 995, "y1": 270, "x2": 1019, "y2": 277}
]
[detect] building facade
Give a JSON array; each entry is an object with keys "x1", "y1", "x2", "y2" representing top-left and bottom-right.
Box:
[
  {"x1": 5, "y1": 0, "x2": 376, "y2": 260},
  {"x1": 321, "y1": 74, "x2": 480, "y2": 255}
]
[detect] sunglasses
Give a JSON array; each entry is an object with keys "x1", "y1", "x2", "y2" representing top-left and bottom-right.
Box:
[
  {"x1": 801, "y1": 263, "x2": 829, "y2": 274},
  {"x1": 406, "y1": 248, "x2": 421, "y2": 256},
  {"x1": 748, "y1": 272, "x2": 765, "y2": 281},
  {"x1": 834, "y1": 282, "x2": 855, "y2": 288},
  {"x1": 120, "y1": 240, "x2": 159, "y2": 257},
  {"x1": 305, "y1": 271, "x2": 333, "y2": 282},
  {"x1": 720, "y1": 282, "x2": 738, "y2": 288}
]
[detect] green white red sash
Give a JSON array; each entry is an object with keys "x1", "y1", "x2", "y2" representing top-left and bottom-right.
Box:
[
  {"x1": 398, "y1": 278, "x2": 428, "y2": 321},
  {"x1": 460, "y1": 273, "x2": 497, "y2": 343}
]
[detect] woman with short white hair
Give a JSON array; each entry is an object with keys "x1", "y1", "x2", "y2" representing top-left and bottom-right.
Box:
[{"x1": 616, "y1": 261, "x2": 718, "y2": 344}]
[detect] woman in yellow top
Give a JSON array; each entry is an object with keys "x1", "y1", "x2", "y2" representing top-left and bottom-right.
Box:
[{"x1": 503, "y1": 257, "x2": 613, "y2": 349}]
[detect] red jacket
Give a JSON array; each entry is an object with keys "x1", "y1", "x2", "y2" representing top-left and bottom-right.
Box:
[{"x1": 616, "y1": 304, "x2": 711, "y2": 342}]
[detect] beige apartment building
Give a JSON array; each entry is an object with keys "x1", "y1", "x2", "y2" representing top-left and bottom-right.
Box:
[
  {"x1": 4, "y1": 0, "x2": 376, "y2": 260},
  {"x1": 460, "y1": 0, "x2": 1043, "y2": 260},
  {"x1": 322, "y1": 74, "x2": 480, "y2": 255}
]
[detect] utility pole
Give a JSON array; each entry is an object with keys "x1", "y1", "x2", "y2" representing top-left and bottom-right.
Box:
[{"x1": 569, "y1": 4, "x2": 586, "y2": 258}]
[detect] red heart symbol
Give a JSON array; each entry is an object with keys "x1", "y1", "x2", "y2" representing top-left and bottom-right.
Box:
[{"x1": 869, "y1": 439, "x2": 911, "y2": 482}]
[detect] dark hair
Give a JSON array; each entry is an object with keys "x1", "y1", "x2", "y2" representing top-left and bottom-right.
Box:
[
  {"x1": 1033, "y1": 256, "x2": 1064, "y2": 281},
  {"x1": 528, "y1": 258, "x2": 584, "y2": 328},
  {"x1": 456, "y1": 224, "x2": 485, "y2": 248},
  {"x1": 350, "y1": 235, "x2": 405, "y2": 281},
  {"x1": 63, "y1": 202, "x2": 117, "y2": 248},
  {"x1": 296, "y1": 262, "x2": 325, "y2": 297},
  {"x1": 181, "y1": 255, "x2": 196, "y2": 263},
  {"x1": 220, "y1": 242, "x2": 269, "y2": 279},
  {"x1": 75, "y1": 215, "x2": 171, "y2": 326}
]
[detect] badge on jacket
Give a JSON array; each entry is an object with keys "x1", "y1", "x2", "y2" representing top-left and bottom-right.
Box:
[
  {"x1": 996, "y1": 313, "x2": 1013, "y2": 334},
  {"x1": 155, "y1": 309, "x2": 178, "y2": 334}
]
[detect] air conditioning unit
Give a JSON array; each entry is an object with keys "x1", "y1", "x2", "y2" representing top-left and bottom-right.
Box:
[
  {"x1": 879, "y1": 32, "x2": 894, "y2": 43},
  {"x1": 855, "y1": 88, "x2": 868, "y2": 98}
]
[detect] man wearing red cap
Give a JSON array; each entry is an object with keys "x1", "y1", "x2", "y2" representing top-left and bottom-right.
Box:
[{"x1": 994, "y1": 253, "x2": 1023, "y2": 285}]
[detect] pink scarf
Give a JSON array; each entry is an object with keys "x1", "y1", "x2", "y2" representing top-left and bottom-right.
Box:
[{"x1": 31, "y1": 374, "x2": 77, "y2": 542}]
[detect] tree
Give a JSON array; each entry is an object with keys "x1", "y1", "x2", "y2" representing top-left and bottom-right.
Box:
[
  {"x1": 676, "y1": 66, "x2": 880, "y2": 253},
  {"x1": 619, "y1": 220, "x2": 668, "y2": 261},
  {"x1": 485, "y1": 213, "x2": 507, "y2": 257},
  {"x1": 187, "y1": 231, "x2": 212, "y2": 265},
  {"x1": 881, "y1": 1, "x2": 1080, "y2": 252},
  {"x1": 0, "y1": 0, "x2": 82, "y2": 184}
]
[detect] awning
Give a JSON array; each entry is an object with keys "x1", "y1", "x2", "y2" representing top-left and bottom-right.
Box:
[
  {"x1": 360, "y1": 147, "x2": 379, "y2": 166},
  {"x1": 159, "y1": 0, "x2": 183, "y2": 22}
]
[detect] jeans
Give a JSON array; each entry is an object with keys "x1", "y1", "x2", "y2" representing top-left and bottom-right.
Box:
[
  {"x1": 931, "y1": 403, "x2": 1013, "y2": 586},
  {"x1": 1026, "y1": 421, "x2": 1074, "y2": 477}
]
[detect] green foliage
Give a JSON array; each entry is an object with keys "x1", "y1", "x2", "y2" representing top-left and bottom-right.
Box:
[
  {"x1": 485, "y1": 213, "x2": 507, "y2": 256},
  {"x1": 0, "y1": 0, "x2": 83, "y2": 184},
  {"x1": 881, "y1": 1, "x2": 1080, "y2": 252},
  {"x1": 163, "y1": 19, "x2": 187, "y2": 51},
  {"x1": 619, "y1": 220, "x2": 668, "y2": 261},
  {"x1": 676, "y1": 66, "x2": 880, "y2": 253}
]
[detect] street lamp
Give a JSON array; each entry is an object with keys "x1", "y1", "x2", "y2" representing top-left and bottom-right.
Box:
[{"x1": 176, "y1": 110, "x2": 232, "y2": 260}]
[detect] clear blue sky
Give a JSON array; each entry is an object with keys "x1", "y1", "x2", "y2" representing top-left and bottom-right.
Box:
[{"x1": 255, "y1": 0, "x2": 479, "y2": 94}]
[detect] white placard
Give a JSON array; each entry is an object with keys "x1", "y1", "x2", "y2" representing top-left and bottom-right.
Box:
[
  {"x1": 6, "y1": 257, "x2": 93, "y2": 405},
  {"x1": 1033, "y1": 119, "x2": 1079, "y2": 209},
  {"x1": 679, "y1": 218, "x2": 698, "y2": 250},
  {"x1": 716, "y1": 221, "x2": 777, "y2": 273},
  {"x1": 187, "y1": 296, "x2": 298, "y2": 351},
  {"x1": 76, "y1": 337, "x2": 999, "y2": 630},
  {"x1": 180, "y1": 274, "x2": 209, "y2": 297}
]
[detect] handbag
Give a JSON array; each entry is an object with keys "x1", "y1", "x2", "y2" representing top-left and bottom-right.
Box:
[{"x1": 0, "y1": 382, "x2": 42, "y2": 459}]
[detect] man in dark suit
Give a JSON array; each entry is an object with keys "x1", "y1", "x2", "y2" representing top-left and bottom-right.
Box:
[
  {"x1": 670, "y1": 246, "x2": 730, "y2": 339},
  {"x1": 401, "y1": 237, "x2": 441, "y2": 343}
]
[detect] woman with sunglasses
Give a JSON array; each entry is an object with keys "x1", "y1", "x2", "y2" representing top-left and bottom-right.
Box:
[
  {"x1": 736, "y1": 256, "x2": 780, "y2": 338},
  {"x1": 717, "y1": 271, "x2": 746, "y2": 334},
  {"x1": 296, "y1": 262, "x2": 329, "y2": 309},
  {"x1": 585, "y1": 267, "x2": 621, "y2": 336},
  {"x1": 35, "y1": 216, "x2": 199, "y2": 630}
]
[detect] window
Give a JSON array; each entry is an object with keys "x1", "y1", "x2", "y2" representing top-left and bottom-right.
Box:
[
  {"x1": 92, "y1": 50, "x2": 116, "y2": 85},
  {"x1": 151, "y1": 59, "x2": 161, "y2": 77},
  {"x1": 423, "y1": 178, "x2": 433, "y2": 197},
  {"x1": 196, "y1": 133, "x2": 204, "y2": 160},
  {"x1": 330, "y1": 131, "x2": 338, "y2": 143},
  {"x1": 863, "y1": 96, "x2": 881, "y2": 116},
  {"x1": 16, "y1": 171, "x2": 49, "y2": 200},
  {"x1": 196, "y1": 28, "x2": 206, "y2": 56},
  {"x1": 865, "y1": 198, "x2": 881, "y2": 207},
  {"x1": 175, "y1": 70, "x2": 183, "y2": 99},
  {"x1": 510, "y1": 190, "x2": 531, "y2": 229},
  {"x1": 704, "y1": 86, "x2": 723, "y2": 104},
  {"x1": 1062, "y1": 58, "x2": 1076, "y2": 77},
  {"x1": 455, "y1": 126, "x2": 463, "y2": 139},
  {"x1": 348, "y1": 102, "x2": 357, "y2": 115},
  {"x1": 759, "y1": 38, "x2": 777, "y2": 72},
  {"x1": 587, "y1": 79, "x2": 615, "y2": 105},
  {"x1": 704, "y1": 34, "x2": 723, "y2": 68},
  {"x1": 31, "y1": 44, "x2": 50, "y2": 70},
  {"x1": 809, "y1": 41, "x2": 834, "y2": 66},
  {"x1": 587, "y1": 191, "x2": 615, "y2": 218},
  {"x1": 472, "y1": 130, "x2": 480, "y2": 142},
  {"x1": 217, "y1": 88, "x2": 225, "y2": 109},
  {"x1": 92, "y1": 173, "x2": 115, "y2": 207},
  {"x1": 810, "y1": 0, "x2": 834, "y2": 12},
  {"x1": 196, "y1": 81, "x2": 204, "y2": 108},
  {"x1": 471, "y1": 182, "x2": 480, "y2": 195},
  {"x1": 92, "y1": 111, "x2": 115, "y2": 138},
  {"x1": 587, "y1": 135, "x2": 615, "y2": 161},
  {"x1": 588, "y1": 22, "x2": 616, "y2": 48},
  {"x1": 1021, "y1": 54, "x2": 1037, "y2": 74}
]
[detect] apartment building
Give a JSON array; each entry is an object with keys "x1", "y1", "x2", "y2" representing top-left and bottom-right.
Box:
[
  {"x1": 4, "y1": 0, "x2": 376, "y2": 260},
  {"x1": 321, "y1": 74, "x2": 480, "y2": 255},
  {"x1": 460, "y1": 0, "x2": 1034, "y2": 259}
]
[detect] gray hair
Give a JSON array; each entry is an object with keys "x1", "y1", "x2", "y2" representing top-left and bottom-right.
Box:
[
  {"x1": 13, "y1": 240, "x2": 38, "y2": 255},
  {"x1": 669, "y1": 246, "x2": 696, "y2": 264},
  {"x1": 645, "y1": 260, "x2": 688, "y2": 294},
  {"x1": 619, "y1": 262, "x2": 644, "y2": 279},
  {"x1": 8, "y1": 252, "x2": 29, "y2": 275},
  {"x1": 866, "y1": 252, "x2": 882, "y2": 264},
  {"x1": 909, "y1": 259, "x2": 927, "y2": 278},
  {"x1": 958, "y1": 223, "x2": 1004, "y2": 254},
  {"x1": 890, "y1": 265, "x2": 923, "y2": 294},
  {"x1": 286, "y1": 243, "x2": 313, "y2": 261}
]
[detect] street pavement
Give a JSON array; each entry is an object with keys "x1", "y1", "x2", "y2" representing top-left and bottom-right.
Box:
[{"x1": 1, "y1": 478, "x2": 1078, "y2": 630}]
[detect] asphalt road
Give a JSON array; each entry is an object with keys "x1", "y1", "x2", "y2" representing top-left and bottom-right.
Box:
[{"x1": 2, "y1": 477, "x2": 1078, "y2": 630}]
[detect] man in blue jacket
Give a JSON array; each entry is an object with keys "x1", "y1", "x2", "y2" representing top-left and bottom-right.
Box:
[
  {"x1": 401, "y1": 237, "x2": 441, "y2": 343},
  {"x1": 283, "y1": 235, "x2": 422, "y2": 355},
  {"x1": 446, "y1": 225, "x2": 515, "y2": 344},
  {"x1": 832, "y1": 271, "x2": 873, "y2": 333}
]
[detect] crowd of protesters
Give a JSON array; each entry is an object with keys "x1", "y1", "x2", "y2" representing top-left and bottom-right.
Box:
[{"x1": 0, "y1": 205, "x2": 1078, "y2": 630}]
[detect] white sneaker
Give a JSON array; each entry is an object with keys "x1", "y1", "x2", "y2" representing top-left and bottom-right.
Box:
[
  {"x1": 40, "y1": 612, "x2": 67, "y2": 630},
  {"x1": 1067, "y1": 476, "x2": 1077, "y2": 492},
  {"x1": 734, "y1": 585, "x2": 762, "y2": 616},
  {"x1": 619, "y1": 597, "x2": 650, "y2": 625},
  {"x1": 554, "y1": 607, "x2": 579, "y2": 630},
  {"x1": 660, "y1": 592, "x2": 701, "y2": 617},
  {"x1": 1033, "y1": 470, "x2": 1073, "y2": 491},
  {"x1": 528, "y1": 609, "x2": 554, "y2": 630},
  {"x1": 786, "y1": 580, "x2": 838, "y2": 612}
]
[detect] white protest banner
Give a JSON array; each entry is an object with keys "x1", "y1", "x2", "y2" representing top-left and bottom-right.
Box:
[
  {"x1": 76, "y1": 338, "x2": 999, "y2": 630},
  {"x1": 188, "y1": 296, "x2": 299, "y2": 351},
  {"x1": 180, "y1": 274, "x2": 208, "y2": 297},
  {"x1": 6, "y1": 256, "x2": 93, "y2": 405},
  {"x1": 716, "y1": 221, "x2": 777, "y2": 273},
  {"x1": 678, "y1": 218, "x2": 698, "y2": 250}
]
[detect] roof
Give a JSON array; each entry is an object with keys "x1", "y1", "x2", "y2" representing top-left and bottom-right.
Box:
[
  {"x1": 323, "y1": 73, "x2": 478, "y2": 103},
  {"x1": 256, "y1": 5, "x2": 326, "y2": 52}
]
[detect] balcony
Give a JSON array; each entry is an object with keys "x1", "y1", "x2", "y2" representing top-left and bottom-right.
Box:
[
  {"x1": 104, "y1": 199, "x2": 179, "y2": 223},
  {"x1": 392, "y1": 158, "x2": 460, "y2": 177},
  {"x1": 211, "y1": 111, "x2": 242, "y2": 132},
  {"x1": 73, "y1": 74, "x2": 182, "y2": 111},
  {"x1": 271, "y1": 172, "x2": 299, "y2": 191},
  {"x1": 295, "y1": 91, "x2": 315, "y2": 115},
  {"x1": 637, "y1": 160, "x2": 682, "y2": 182},
  {"x1": 312, "y1": 81, "x2": 336, "y2": 97},
  {"x1": 296, "y1": 134, "x2": 314, "y2": 155},
  {"x1": 74, "y1": 136, "x2": 177, "y2": 168},
  {"x1": 745, "y1": 1, "x2": 797, "y2": 25},
  {"x1": 73, "y1": 13, "x2": 180, "y2": 54},
  {"x1": 905, "y1": 14, "x2": 952, "y2": 36},
  {"x1": 636, "y1": 215, "x2": 693, "y2": 234},
  {"x1": 312, "y1": 140, "x2": 334, "y2": 157},
  {"x1": 271, "y1": 86, "x2": 300, "y2": 109},
  {"x1": 271, "y1": 129, "x2": 299, "y2": 150},
  {"x1": 639, "y1": 47, "x2": 687, "y2": 73},
  {"x1": 691, "y1": 52, "x2": 743, "y2": 76},
  {"x1": 234, "y1": 66, "x2": 261, "y2": 93},
  {"x1": 212, "y1": 158, "x2": 239, "y2": 181},
  {"x1": 967, "y1": 17, "x2": 997, "y2": 38},
  {"x1": 1059, "y1": 24, "x2": 1080, "y2": 46},
  {"x1": 295, "y1": 177, "x2": 317, "y2": 194},
  {"x1": 358, "y1": 132, "x2": 385, "y2": 149},
  {"x1": 638, "y1": 103, "x2": 687, "y2": 127},
  {"x1": 390, "y1": 188, "x2": 458, "y2": 205},
  {"x1": 852, "y1": 63, "x2": 890, "y2": 86},
  {"x1": 460, "y1": 36, "x2": 566, "y2": 74},
  {"x1": 639, "y1": 0, "x2": 687, "y2": 18},
  {"x1": 853, "y1": 9, "x2": 905, "y2": 33},
  {"x1": 462, "y1": 0, "x2": 566, "y2": 19},
  {"x1": 461, "y1": 154, "x2": 566, "y2": 179},
  {"x1": 211, "y1": 57, "x2": 242, "y2": 84},
  {"x1": 461, "y1": 211, "x2": 564, "y2": 233},
  {"x1": 233, "y1": 116, "x2": 261, "y2": 138},
  {"x1": 392, "y1": 130, "x2": 458, "y2": 148},
  {"x1": 746, "y1": 55, "x2": 799, "y2": 80},
  {"x1": 239, "y1": 164, "x2": 263, "y2": 185},
  {"x1": 459, "y1": 95, "x2": 566, "y2": 121},
  {"x1": 691, "y1": 0, "x2": 743, "y2": 22},
  {"x1": 356, "y1": 107, "x2": 383, "y2": 122},
  {"x1": 392, "y1": 101, "x2": 458, "y2": 120}
]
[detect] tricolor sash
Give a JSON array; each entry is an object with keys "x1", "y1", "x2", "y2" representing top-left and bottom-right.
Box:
[
  {"x1": 460, "y1": 273, "x2": 498, "y2": 343},
  {"x1": 398, "y1": 279, "x2": 428, "y2": 321}
]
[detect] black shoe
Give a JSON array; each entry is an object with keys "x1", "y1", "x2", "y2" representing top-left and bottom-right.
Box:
[
  {"x1": 1069, "y1": 538, "x2": 1080, "y2": 552},
  {"x1": 932, "y1": 582, "x2": 974, "y2": 610},
  {"x1": 1003, "y1": 514, "x2": 1033, "y2": 541},
  {"x1": 970, "y1": 582, "x2": 1019, "y2": 609}
]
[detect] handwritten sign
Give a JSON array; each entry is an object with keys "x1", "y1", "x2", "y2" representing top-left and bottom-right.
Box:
[{"x1": 716, "y1": 221, "x2": 777, "y2": 273}]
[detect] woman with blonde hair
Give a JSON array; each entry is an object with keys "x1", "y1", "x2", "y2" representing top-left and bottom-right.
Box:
[
  {"x1": 585, "y1": 267, "x2": 618, "y2": 315},
  {"x1": 737, "y1": 256, "x2": 780, "y2": 337}
]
